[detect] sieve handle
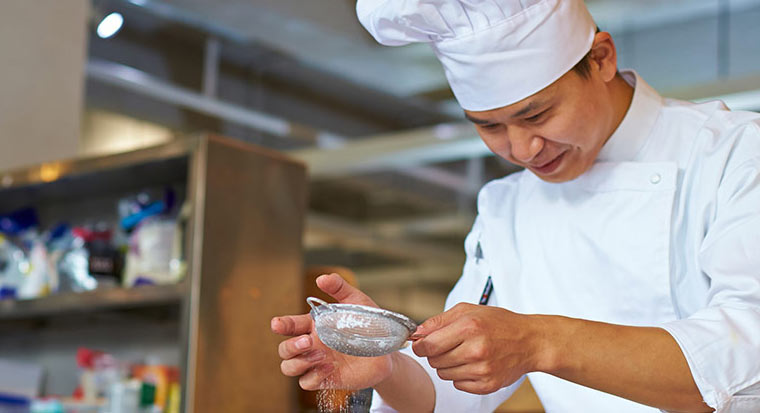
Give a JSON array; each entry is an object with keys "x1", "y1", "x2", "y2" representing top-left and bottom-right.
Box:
[{"x1": 306, "y1": 296, "x2": 329, "y2": 315}]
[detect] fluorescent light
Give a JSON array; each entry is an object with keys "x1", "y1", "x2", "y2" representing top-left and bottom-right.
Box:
[{"x1": 97, "y1": 12, "x2": 124, "y2": 39}]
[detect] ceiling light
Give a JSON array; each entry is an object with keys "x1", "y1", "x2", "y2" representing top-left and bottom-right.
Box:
[{"x1": 97, "y1": 12, "x2": 123, "y2": 39}]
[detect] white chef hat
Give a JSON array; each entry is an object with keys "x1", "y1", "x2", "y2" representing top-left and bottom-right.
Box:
[{"x1": 357, "y1": 0, "x2": 597, "y2": 111}]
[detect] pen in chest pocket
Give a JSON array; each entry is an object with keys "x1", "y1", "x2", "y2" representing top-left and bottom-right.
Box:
[
  {"x1": 476, "y1": 241, "x2": 493, "y2": 305},
  {"x1": 479, "y1": 275, "x2": 493, "y2": 305}
]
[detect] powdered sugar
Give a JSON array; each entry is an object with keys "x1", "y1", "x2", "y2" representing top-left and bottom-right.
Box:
[{"x1": 335, "y1": 313, "x2": 371, "y2": 330}]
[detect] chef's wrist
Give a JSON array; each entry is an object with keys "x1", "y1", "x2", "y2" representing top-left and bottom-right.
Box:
[
  {"x1": 376, "y1": 351, "x2": 418, "y2": 390},
  {"x1": 375, "y1": 351, "x2": 401, "y2": 388},
  {"x1": 374, "y1": 351, "x2": 435, "y2": 413},
  {"x1": 527, "y1": 314, "x2": 577, "y2": 376}
]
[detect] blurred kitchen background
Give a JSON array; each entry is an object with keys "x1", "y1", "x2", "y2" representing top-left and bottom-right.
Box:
[
  {"x1": 74, "y1": 0, "x2": 760, "y2": 322},
  {"x1": 2, "y1": 0, "x2": 760, "y2": 412}
]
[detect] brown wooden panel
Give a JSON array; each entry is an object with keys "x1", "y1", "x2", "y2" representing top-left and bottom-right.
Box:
[{"x1": 189, "y1": 135, "x2": 307, "y2": 412}]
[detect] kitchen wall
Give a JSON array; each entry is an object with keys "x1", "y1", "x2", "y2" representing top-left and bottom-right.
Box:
[{"x1": 0, "y1": 0, "x2": 88, "y2": 170}]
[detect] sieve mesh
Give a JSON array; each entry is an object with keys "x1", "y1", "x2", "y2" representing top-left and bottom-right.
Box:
[{"x1": 307, "y1": 297, "x2": 417, "y2": 357}]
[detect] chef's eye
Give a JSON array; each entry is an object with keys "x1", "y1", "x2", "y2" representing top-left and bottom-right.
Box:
[
  {"x1": 480, "y1": 123, "x2": 501, "y2": 130},
  {"x1": 524, "y1": 110, "x2": 547, "y2": 123}
]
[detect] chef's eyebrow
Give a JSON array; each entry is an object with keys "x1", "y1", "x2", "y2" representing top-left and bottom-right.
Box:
[
  {"x1": 464, "y1": 113, "x2": 492, "y2": 125},
  {"x1": 464, "y1": 99, "x2": 548, "y2": 125},
  {"x1": 511, "y1": 100, "x2": 547, "y2": 118}
]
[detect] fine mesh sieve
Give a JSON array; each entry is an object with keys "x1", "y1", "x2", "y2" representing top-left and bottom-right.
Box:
[{"x1": 307, "y1": 297, "x2": 418, "y2": 357}]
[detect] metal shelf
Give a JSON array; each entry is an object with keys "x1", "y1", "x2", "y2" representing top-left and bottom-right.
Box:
[
  {"x1": 0, "y1": 138, "x2": 197, "y2": 192},
  {"x1": 0, "y1": 283, "x2": 186, "y2": 320}
]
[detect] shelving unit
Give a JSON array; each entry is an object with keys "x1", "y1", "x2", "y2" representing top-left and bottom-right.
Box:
[
  {"x1": 0, "y1": 283, "x2": 186, "y2": 320},
  {"x1": 0, "y1": 135, "x2": 307, "y2": 412}
]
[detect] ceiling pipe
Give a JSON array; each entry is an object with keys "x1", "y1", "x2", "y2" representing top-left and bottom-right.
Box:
[
  {"x1": 88, "y1": 59, "x2": 760, "y2": 183},
  {"x1": 202, "y1": 37, "x2": 221, "y2": 98},
  {"x1": 86, "y1": 58, "x2": 486, "y2": 194}
]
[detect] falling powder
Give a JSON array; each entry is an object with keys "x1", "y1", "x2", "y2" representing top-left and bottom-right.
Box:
[{"x1": 317, "y1": 377, "x2": 350, "y2": 413}]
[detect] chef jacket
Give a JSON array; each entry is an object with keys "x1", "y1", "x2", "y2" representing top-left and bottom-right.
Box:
[{"x1": 371, "y1": 70, "x2": 760, "y2": 412}]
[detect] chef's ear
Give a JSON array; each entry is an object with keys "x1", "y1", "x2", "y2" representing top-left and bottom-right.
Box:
[{"x1": 588, "y1": 31, "x2": 619, "y2": 83}]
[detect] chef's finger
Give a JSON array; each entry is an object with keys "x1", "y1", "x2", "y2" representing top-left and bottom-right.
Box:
[
  {"x1": 278, "y1": 334, "x2": 314, "y2": 360},
  {"x1": 412, "y1": 324, "x2": 466, "y2": 358},
  {"x1": 435, "y1": 364, "x2": 477, "y2": 382},
  {"x1": 298, "y1": 363, "x2": 336, "y2": 391},
  {"x1": 452, "y1": 380, "x2": 493, "y2": 395},
  {"x1": 271, "y1": 314, "x2": 312, "y2": 336},
  {"x1": 280, "y1": 350, "x2": 327, "y2": 377},
  {"x1": 414, "y1": 303, "x2": 472, "y2": 336},
  {"x1": 426, "y1": 343, "x2": 470, "y2": 370},
  {"x1": 316, "y1": 273, "x2": 375, "y2": 306},
  {"x1": 438, "y1": 364, "x2": 501, "y2": 394}
]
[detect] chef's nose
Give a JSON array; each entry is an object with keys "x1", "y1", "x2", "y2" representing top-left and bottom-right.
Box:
[{"x1": 508, "y1": 127, "x2": 544, "y2": 163}]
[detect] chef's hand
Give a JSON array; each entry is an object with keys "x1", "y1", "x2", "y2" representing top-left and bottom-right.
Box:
[
  {"x1": 271, "y1": 273, "x2": 393, "y2": 391},
  {"x1": 412, "y1": 303, "x2": 540, "y2": 395}
]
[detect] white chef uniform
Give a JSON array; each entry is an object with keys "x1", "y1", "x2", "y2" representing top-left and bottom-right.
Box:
[{"x1": 370, "y1": 71, "x2": 760, "y2": 412}]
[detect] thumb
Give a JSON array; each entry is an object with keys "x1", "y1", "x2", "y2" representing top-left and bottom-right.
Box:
[{"x1": 316, "y1": 273, "x2": 375, "y2": 307}]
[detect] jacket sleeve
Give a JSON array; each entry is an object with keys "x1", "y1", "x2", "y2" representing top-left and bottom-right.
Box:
[
  {"x1": 370, "y1": 215, "x2": 524, "y2": 412},
  {"x1": 661, "y1": 156, "x2": 760, "y2": 412}
]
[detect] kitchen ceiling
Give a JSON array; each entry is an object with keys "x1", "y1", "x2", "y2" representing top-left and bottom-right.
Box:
[{"x1": 122, "y1": 0, "x2": 760, "y2": 100}]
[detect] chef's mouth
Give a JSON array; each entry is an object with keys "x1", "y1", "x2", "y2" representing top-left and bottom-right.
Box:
[{"x1": 531, "y1": 151, "x2": 567, "y2": 174}]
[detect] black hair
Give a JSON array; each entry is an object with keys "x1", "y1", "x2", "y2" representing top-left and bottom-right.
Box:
[
  {"x1": 571, "y1": 51, "x2": 594, "y2": 79},
  {"x1": 571, "y1": 27, "x2": 601, "y2": 79}
]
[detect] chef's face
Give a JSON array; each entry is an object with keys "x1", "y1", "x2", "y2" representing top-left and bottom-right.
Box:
[{"x1": 464, "y1": 33, "x2": 623, "y2": 183}]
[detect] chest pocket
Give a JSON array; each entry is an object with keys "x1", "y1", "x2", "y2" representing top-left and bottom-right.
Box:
[{"x1": 482, "y1": 162, "x2": 680, "y2": 326}]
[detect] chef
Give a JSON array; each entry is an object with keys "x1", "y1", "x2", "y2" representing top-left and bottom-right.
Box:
[{"x1": 271, "y1": 0, "x2": 760, "y2": 411}]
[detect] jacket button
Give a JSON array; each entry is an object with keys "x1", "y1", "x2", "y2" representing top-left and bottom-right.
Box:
[{"x1": 650, "y1": 173, "x2": 661, "y2": 184}]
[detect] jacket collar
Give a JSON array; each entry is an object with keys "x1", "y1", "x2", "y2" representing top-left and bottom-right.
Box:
[{"x1": 597, "y1": 70, "x2": 663, "y2": 162}]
